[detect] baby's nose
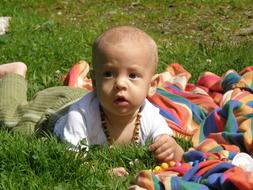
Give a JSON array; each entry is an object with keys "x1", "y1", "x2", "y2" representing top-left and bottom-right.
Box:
[{"x1": 115, "y1": 77, "x2": 127, "y2": 90}]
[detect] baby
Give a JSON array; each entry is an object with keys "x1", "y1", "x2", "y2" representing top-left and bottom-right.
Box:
[
  {"x1": 0, "y1": 26, "x2": 183, "y2": 164},
  {"x1": 54, "y1": 26, "x2": 183, "y2": 162}
]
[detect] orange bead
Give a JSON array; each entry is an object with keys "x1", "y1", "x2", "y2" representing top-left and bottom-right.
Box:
[{"x1": 169, "y1": 161, "x2": 176, "y2": 167}]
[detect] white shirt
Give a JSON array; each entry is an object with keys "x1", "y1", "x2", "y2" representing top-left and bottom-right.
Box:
[{"x1": 54, "y1": 91, "x2": 172, "y2": 148}]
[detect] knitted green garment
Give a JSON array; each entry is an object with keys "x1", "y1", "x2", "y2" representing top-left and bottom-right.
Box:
[{"x1": 0, "y1": 74, "x2": 87, "y2": 135}]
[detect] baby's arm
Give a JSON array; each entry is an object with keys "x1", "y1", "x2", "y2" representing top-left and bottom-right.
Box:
[
  {"x1": 149, "y1": 134, "x2": 184, "y2": 162},
  {"x1": 54, "y1": 107, "x2": 88, "y2": 148}
]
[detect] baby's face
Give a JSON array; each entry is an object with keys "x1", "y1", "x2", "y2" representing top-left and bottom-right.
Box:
[{"x1": 93, "y1": 41, "x2": 155, "y2": 117}]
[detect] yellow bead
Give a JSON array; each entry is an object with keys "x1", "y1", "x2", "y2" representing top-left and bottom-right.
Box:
[
  {"x1": 160, "y1": 162, "x2": 169, "y2": 170},
  {"x1": 153, "y1": 166, "x2": 161, "y2": 172}
]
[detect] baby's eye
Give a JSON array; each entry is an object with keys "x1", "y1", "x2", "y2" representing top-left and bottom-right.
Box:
[
  {"x1": 129, "y1": 73, "x2": 138, "y2": 79},
  {"x1": 103, "y1": 71, "x2": 113, "y2": 78}
]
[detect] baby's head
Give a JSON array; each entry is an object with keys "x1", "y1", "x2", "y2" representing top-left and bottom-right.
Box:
[
  {"x1": 92, "y1": 26, "x2": 158, "y2": 74},
  {"x1": 91, "y1": 26, "x2": 159, "y2": 116}
]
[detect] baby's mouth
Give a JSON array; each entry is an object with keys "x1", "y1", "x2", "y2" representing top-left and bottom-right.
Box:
[{"x1": 114, "y1": 97, "x2": 129, "y2": 106}]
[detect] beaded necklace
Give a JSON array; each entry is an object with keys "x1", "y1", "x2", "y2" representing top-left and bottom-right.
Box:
[{"x1": 99, "y1": 105, "x2": 141, "y2": 145}]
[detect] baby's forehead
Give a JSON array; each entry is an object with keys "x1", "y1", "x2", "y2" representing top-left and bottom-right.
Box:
[{"x1": 94, "y1": 46, "x2": 156, "y2": 73}]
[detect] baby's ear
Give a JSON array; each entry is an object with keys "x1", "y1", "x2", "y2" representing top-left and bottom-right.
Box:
[{"x1": 148, "y1": 74, "x2": 159, "y2": 97}]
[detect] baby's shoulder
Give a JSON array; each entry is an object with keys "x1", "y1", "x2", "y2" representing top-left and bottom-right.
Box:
[
  {"x1": 141, "y1": 99, "x2": 163, "y2": 125},
  {"x1": 142, "y1": 99, "x2": 160, "y2": 115},
  {"x1": 70, "y1": 91, "x2": 98, "y2": 109}
]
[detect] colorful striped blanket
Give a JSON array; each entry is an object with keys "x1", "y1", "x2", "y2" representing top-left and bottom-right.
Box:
[
  {"x1": 134, "y1": 64, "x2": 253, "y2": 190},
  {"x1": 64, "y1": 61, "x2": 253, "y2": 190}
]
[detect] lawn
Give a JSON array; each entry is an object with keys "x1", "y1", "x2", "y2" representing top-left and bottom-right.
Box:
[{"x1": 0, "y1": 0, "x2": 253, "y2": 189}]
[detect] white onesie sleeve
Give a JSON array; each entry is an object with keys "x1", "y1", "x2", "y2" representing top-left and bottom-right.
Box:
[
  {"x1": 54, "y1": 92, "x2": 106, "y2": 148},
  {"x1": 54, "y1": 106, "x2": 88, "y2": 147},
  {"x1": 139, "y1": 99, "x2": 173, "y2": 144}
]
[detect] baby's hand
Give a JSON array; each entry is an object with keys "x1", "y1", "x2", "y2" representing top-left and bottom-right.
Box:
[{"x1": 149, "y1": 134, "x2": 183, "y2": 162}]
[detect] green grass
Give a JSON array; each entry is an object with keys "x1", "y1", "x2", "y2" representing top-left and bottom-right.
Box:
[
  {"x1": 0, "y1": 130, "x2": 158, "y2": 189},
  {"x1": 0, "y1": 0, "x2": 253, "y2": 189}
]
